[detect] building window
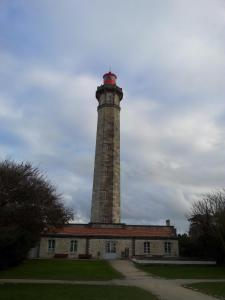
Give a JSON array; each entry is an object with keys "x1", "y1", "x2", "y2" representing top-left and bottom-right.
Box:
[
  {"x1": 48, "y1": 239, "x2": 55, "y2": 253},
  {"x1": 70, "y1": 240, "x2": 78, "y2": 253},
  {"x1": 144, "y1": 241, "x2": 150, "y2": 254},
  {"x1": 165, "y1": 242, "x2": 172, "y2": 254},
  {"x1": 105, "y1": 241, "x2": 116, "y2": 253}
]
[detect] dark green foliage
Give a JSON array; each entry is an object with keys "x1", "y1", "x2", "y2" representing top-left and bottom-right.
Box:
[
  {"x1": 0, "y1": 259, "x2": 123, "y2": 280},
  {"x1": 0, "y1": 283, "x2": 159, "y2": 300},
  {"x1": 188, "y1": 190, "x2": 225, "y2": 264},
  {"x1": 137, "y1": 264, "x2": 225, "y2": 279},
  {"x1": 0, "y1": 160, "x2": 73, "y2": 269},
  {"x1": 185, "y1": 282, "x2": 225, "y2": 298},
  {"x1": 177, "y1": 233, "x2": 195, "y2": 257}
]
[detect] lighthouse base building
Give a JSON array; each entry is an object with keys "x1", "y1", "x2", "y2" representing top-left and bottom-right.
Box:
[
  {"x1": 34, "y1": 72, "x2": 179, "y2": 260},
  {"x1": 38, "y1": 223, "x2": 178, "y2": 260}
]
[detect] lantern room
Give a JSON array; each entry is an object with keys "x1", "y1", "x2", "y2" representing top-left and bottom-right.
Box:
[{"x1": 103, "y1": 72, "x2": 117, "y2": 85}]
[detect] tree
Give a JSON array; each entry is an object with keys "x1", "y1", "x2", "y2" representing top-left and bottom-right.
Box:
[
  {"x1": 188, "y1": 190, "x2": 225, "y2": 264},
  {"x1": 178, "y1": 233, "x2": 195, "y2": 257},
  {"x1": 0, "y1": 160, "x2": 73, "y2": 269}
]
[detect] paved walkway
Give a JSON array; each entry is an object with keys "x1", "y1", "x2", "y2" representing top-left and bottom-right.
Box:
[
  {"x1": 132, "y1": 258, "x2": 216, "y2": 265},
  {"x1": 110, "y1": 260, "x2": 221, "y2": 300}
]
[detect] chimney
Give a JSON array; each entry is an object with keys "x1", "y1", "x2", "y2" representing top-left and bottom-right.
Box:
[{"x1": 166, "y1": 219, "x2": 170, "y2": 226}]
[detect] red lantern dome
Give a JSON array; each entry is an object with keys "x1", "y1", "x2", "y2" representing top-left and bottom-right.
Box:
[{"x1": 103, "y1": 71, "x2": 117, "y2": 85}]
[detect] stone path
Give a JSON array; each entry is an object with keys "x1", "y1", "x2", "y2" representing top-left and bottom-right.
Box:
[
  {"x1": 110, "y1": 260, "x2": 222, "y2": 300},
  {"x1": 1, "y1": 260, "x2": 225, "y2": 300}
]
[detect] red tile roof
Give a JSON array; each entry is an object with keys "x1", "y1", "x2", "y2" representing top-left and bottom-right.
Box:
[{"x1": 46, "y1": 225, "x2": 176, "y2": 238}]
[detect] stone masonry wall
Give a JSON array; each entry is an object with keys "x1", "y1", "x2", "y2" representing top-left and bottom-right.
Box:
[
  {"x1": 39, "y1": 237, "x2": 86, "y2": 258},
  {"x1": 135, "y1": 239, "x2": 179, "y2": 257},
  {"x1": 89, "y1": 238, "x2": 131, "y2": 259},
  {"x1": 91, "y1": 91, "x2": 121, "y2": 223},
  {"x1": 39, "y1": 237, "x2": 179, "y2": 259}
]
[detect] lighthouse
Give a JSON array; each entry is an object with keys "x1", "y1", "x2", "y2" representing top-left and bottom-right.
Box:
[
  {"x1": 39, "y1": 72, "x2": 179, "y2": 260},
  {"x1": 91, "y1": 72, "x2": 123, "y2": 223}
]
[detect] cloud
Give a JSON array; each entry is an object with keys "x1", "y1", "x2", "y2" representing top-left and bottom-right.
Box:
[
  {"x1": 0, "y1": 1, "x2": 225, "y2": 232},
  {"x1": 120, "y1": 89, "x2": 225, "y2": 231},
  {"x1": 0, "y1": 54, "x2": 97, "y2": 219}
]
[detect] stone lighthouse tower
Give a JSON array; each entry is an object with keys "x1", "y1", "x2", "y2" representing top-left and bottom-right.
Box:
[{"x1": 91, "y1": 72, "x2": 123, "y2": 224}]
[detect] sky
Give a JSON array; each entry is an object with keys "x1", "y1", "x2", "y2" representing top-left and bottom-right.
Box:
[{"x1": 0, "y1": 0, "x2": 225, "y2": 233}]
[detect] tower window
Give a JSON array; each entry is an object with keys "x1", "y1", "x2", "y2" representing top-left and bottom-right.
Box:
[
  {"x1": 164, "y1": 242, "x2": 171, "y2": 254},
  {"x1": 48, "y1": 239, "x2": 55, "y2": 253},
  {"x1": 106, "y1": 94, "x2": 113, "y2": 104},
  {"x1": 144, "y1": 241, "x2": 150, "y2": 254},
  {"x1": 103, "y1": 166, "x2": 110, "y2": 176},
  {"x1": 99, "y1": 97, "x2": 105, "y2": 105},
  {"x1": 105, "y1": 241, "x2": 116, "y2": 253},
  {"x1": 101, "y1": 191, "x2": 107, "y2": 200},
  {"x1": 70, "y1": 240, "x2": 78, "y2": 252},
  {"x1": 103, "y1": 143, "x2": 110, "y2": 151},
  {"x1": 106, "y1": 122, "x2": 113, "y2": 130},
  {"x1": 114, "y1": 97, "x2": 119, "y2": 105}
]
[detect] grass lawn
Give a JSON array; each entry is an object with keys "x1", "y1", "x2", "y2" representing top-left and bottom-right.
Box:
[
  {"x1": 136, "y1": 264, "x2": 225, "y2": 279},
  {"x1": 185, "y1": 282, "x2": 225, "y2": 299},
  {"x1": 0, "y1": 283, "x2": 159, "y2": 300},
  {"x1": 0, "y1": 259, "x2": 122, "y2": 280}
]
